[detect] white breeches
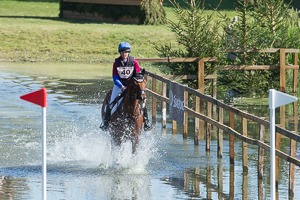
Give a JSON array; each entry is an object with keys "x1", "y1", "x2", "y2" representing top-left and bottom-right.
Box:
[{"x1": 110, "y1": 85, "x2": 122, "y2": 104}]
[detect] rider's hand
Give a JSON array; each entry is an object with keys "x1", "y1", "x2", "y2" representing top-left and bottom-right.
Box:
[{"x1": 121, "y1": 86, "x2": 126, "y2": 92}]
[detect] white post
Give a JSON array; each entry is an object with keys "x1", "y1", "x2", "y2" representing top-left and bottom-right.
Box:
[
  {"x1": 42, "y1": 107, "x2": 47, "y2": 200},
  {"x1": 269, "y1": 90, "x2": 276, "y2": 200},
  {"x1": 269, "y1": 89, "x2": 297, "y2": 199}
]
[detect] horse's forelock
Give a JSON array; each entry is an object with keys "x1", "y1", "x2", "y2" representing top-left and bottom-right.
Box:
[
  {"x1": 133, "y1": 73, "x2": 145, "y2": 83},
  {"x1": 133, "y1": 77, "x2": 144, "y2": 83}
]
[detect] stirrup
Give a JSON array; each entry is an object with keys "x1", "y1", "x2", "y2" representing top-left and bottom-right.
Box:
[
  {"x1": 100, "y1": 121, "x2": 109, "y2": 131},
  {"x1": 144, "y1": 120, "x2": 152, "y2": 131}
]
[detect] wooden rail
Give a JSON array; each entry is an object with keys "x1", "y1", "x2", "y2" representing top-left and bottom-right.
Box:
[{"x1": 145, "y1": 70, "x2": 300, "y2": 198}]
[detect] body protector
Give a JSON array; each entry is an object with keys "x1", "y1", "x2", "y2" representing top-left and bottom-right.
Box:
[{"x1": 115, "y1": 56, "x2": 135, "y2": 86}]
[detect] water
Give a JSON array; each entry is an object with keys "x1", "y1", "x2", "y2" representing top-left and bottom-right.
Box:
[{"x1": 0, "y1": 63, "x2": 300, "y2": 199}]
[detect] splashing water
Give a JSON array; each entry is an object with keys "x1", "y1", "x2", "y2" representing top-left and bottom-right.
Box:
[{"x1": 47, "y1": 124, "x2": 158, "y2": 175}]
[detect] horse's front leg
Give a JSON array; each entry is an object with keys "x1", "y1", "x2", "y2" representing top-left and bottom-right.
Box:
[
  {"x1": 131, "y1": 118, "x2": 143, "y2": 154},
  {"x1": 131, "y1": 131, "x2": 140, "y2": 154}
]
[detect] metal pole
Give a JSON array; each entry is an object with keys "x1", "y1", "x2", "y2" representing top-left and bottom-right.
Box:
[
  {"x1": 42, "y1": 107, "x2": 47, "y2": 200},
  {"x1": 269, "y1": 89, "x2": 276, "y2": 199},
  {"x1": 270, "y1": 107, "x2": 276, "y2": 199},
  {"x1": 269, "y1": 89, "x2": 297, "y2": 199}
]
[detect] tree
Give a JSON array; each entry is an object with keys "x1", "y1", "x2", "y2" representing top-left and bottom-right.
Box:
[
  {"x1": 156, "y1": 0, "x2": 225, "y2": 88},
  {"x1": 141, "y1": 0, "x2": 167, "y2": 25},
  {"x1": 157, "y1": 0, "x2": 300, "y2": 96},
  {"x1": 219, "y1": 0, "x2": 300, "y2": 96}
]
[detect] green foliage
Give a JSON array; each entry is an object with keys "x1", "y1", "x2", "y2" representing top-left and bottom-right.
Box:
[
  {"x1": 218, "y1": 0, "x2": 300, "y2": 96},
  {"x1": 156, "y1": 0, "x2": 226, "y2": 87},
  {"x1": 157, "y1": 0, "x2": 300, "y2": 96},
  {"x1": 141, "y1": 0, "x2": 167, "y2": 25}
]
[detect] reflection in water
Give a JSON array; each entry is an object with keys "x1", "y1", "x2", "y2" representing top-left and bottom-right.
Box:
[
  {"x1": 162, "y1": 167, "x2": 231, "y2": 199},
  {"x1": 45, "y1": 78, "x2": 111, "y2": 105},
  {"x1": 0, "y1": 176, "x2": 24, "y2": 200}
]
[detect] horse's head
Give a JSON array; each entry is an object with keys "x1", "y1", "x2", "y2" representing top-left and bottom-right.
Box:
[{"x1": 126, "y1": 69, "x2": 147, "y2": 108}]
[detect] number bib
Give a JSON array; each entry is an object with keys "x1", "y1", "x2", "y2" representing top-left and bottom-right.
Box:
[{"x1": 117, "y1": 66, "x2": 134, "y2": 79}]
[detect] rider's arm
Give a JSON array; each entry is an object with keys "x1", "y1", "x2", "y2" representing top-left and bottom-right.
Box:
[
  {"x1": 133, "y1": 59, "x2": 141, "y2": 73},
  {"x1": 113, "y1": 75, "x2": 123, "y2": 88},
  {"x1": 112, "y1": 61, "x2": 124, "y2": 89}
]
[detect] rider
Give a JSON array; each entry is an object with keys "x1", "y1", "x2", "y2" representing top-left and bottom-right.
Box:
[{"x1": 100, "y1": 41, "x2": 152, "y2": 131}]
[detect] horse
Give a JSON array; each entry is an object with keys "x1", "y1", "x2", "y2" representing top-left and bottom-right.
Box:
[{"x1": 101, "y1": 70, "x2": 147, "y2": 154}]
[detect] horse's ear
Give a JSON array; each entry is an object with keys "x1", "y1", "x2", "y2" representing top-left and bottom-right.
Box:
[{"x1": 141, "y1": 68, "x2": 145, "y2": 75}]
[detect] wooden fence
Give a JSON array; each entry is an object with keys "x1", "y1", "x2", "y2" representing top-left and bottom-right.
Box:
[{"x1": 138, "y1": 48, "x2": 300, "y2": 199}]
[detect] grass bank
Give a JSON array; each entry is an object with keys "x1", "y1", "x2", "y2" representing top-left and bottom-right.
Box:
[
  {"x1": 0, "y1": 0, "x2": 235, "y2": 64},
  {"x1": 0, "y1": 1, "x2": 176, "y2": 64}
]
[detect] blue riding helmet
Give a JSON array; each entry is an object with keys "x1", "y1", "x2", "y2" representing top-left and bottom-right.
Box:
[{"x1": 118, "y1": 42, "x2": 131, "y2": 53}]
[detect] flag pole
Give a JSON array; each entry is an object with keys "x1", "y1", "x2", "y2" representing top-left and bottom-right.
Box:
[
  {"x1": 269, "y1": 90, "x2": 276, "y2": 200},
  {"x1": 269, "y1": 89, "x2": 297, "y2": 199},
  {"x1": 20, "y1": 88, "x2": 47, "y2": 200},
  {"x1": 42, "y1": 106, "x2": 47, "y2": 200}
]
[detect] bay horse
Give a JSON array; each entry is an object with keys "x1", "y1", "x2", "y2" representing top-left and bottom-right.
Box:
[{"x1": 101, "y1": 69, "x2": 147, "y2": 154}]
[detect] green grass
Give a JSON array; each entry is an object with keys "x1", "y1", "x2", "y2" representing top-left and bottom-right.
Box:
[
  {"x1": 0, "y1": 1, "x2": 178, "y2": 63},
  {"x1": 0, "y1": 0, "x2": 236, "y2": 64}
]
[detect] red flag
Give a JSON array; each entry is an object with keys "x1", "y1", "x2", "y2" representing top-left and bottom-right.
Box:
[{"x1": 20, "y1": 88, "x2": 47, "y2": 107}]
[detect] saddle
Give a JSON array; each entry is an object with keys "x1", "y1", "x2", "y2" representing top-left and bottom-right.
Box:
[{"x1": 105, "y1": 89, "x2": 126, "y2": 116}]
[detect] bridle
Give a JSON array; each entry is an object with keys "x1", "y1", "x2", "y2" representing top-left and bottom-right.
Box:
[{"x1": 131, "y1": 76, "x2": 147, "y2": 109}]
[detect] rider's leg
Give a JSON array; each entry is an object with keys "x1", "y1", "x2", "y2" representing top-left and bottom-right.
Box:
[
  {"x1": 100, "y1": 85, "x2": 121, "y2": 131},
  {"x1": 143, "y1": 107, "x2": 152, "y2": 131},
  {"x1": 100, "y1": 105, "x2": 111, "y2": 131}
]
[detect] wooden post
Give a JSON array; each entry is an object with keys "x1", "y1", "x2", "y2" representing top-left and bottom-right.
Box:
[
  {"x1": 151, "y1": 77, "x2": 157, "y2": 123},
  {"x1": 184, "y1": 171, "x2": 189, "y2": 191},
  {"x1": 218, "y1": 159, "x2": 223, "y2": 200},
  {"x1": 194, "y1": 96, "x2": 199, "y2": 145},
  {"x1": 229, "y1": 111, "x2": 235, "y2": 165},
  {"x1": 206, "y1": 163, "x2": 212, "y2": 199},
  {"x1": 212, "y1": 76, "x2": 217, "y2": 126},
  {"x1": 258, "y1": 124, "x2": 265, "y2": 179},
  {"x1": 198, "y1": 59, "x2": 205, "y2": 142},
  {"x1": 293, "y1": 52, "x2": 298, "y2": 93},
  {"x1": 218, "y1": 105, "x2": 223, "y2": 158},
  {"x1": 280, "y1": 48, "x2": 286, "y2": 92},
  {"x1": 162, "y1": 82, "x2": 167, "y2": 128},
  {"x1": 230, "y1": 163, "x2": 234, "y2": 199},
  {"x1": 195, "y1": 167, "x2": 200, "y2": 196},
  {"x1": 242, "y1": 166, "x2": 248, "y2": 200},
  {"x1": 194, "y1": 58, "x2": 204, "y2": 145},
  {"x1": 289, "y1": 100, "x2": 298, "y2": 197},
  {"x1": 198, "y1": 58, "x2": 205, "y2": 94},
  {"x1": 183, "y1": 88, "x2": 188, "y2": 138},
  {"x1": 242, "y1": 117, "x2": 248, "y2": 173},
  {"x1": 206, "y1": 101, "x2": 212, "y2": 151},
  {"x1": 172, "y1": 120, "x2": 177, "y2": 134}
]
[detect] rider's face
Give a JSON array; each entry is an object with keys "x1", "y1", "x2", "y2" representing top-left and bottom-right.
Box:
[{"x1": 120, "y1": 51, "x2": 129, "y2": 59}]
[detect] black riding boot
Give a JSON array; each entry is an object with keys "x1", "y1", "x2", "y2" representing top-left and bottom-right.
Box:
[
  {"x1": 100, "y1": 106, "x2": 111, "y2": 131},
  {"x1": 143, "y1": 107, "x2": 152, "y2": 131}
]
